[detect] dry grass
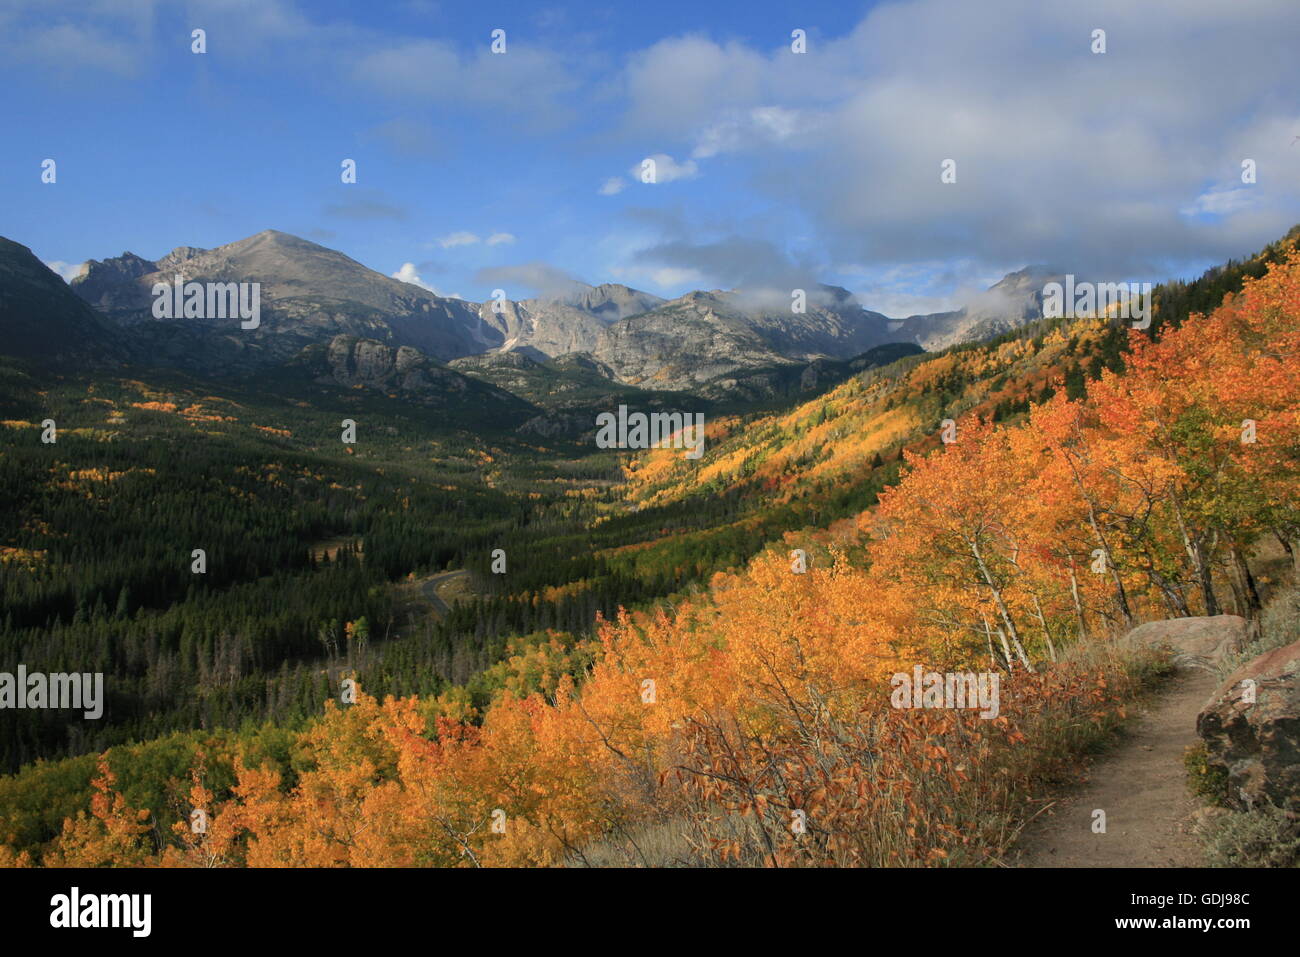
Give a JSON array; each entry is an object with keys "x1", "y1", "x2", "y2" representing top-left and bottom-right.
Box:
[{"x1": 1216, "y1": 578, "x2": 1300, "y2": 679}]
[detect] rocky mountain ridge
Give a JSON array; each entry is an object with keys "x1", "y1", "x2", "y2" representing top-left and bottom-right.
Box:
[{"x1": 3, "y1": 228, "x2": 1064, "y2": 400}]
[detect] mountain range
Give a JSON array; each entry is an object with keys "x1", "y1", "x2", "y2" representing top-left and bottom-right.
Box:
[{"x1": 1, "y1": 229, "x2": 1060, "y2": 407}]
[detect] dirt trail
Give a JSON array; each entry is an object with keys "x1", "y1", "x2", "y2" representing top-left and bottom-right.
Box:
[{"x1": 1012, "y1": 668, "x2": 1218, "y2": 867}]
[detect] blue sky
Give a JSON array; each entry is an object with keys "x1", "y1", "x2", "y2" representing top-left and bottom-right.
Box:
[{"x1": 3, "y1": 0, "x2": 1299, "y2": 316}]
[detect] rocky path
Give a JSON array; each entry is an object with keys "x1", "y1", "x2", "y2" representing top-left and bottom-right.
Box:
[{"x1": 1012, "y1": 668, "x2": 1217, "y2": 867}]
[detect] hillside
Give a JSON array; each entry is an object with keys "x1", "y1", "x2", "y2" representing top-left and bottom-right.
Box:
[
  {"x1": 2, "y1": 231, "x2": 1293, "y2": 869},
  {"x1": 0, "y1": 224, "x2": 1295, "y2": 869},
  {"x1": 620, "y1": 226, "x2": 1300, "y2": 515},
  {"x1": 0, "y1": 238, "x2": 127, "y2": 365}
]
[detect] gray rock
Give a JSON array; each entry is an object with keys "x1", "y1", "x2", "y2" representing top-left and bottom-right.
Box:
[
  {"x1": 1123, "y1": 615, "x2": 1249, "y2": 672},
  {"x1": 294, "y1": 334, "x2": 529, "y2": 413},
  {"x1": 1197, "y1": 639, "x2": 1300, "y2": 813},
  {"x1": 476, "y1": 283, "x2": 665, "y2": 359}
]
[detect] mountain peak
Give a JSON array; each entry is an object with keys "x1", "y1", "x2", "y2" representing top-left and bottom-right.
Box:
[
  {"x1": 229, "y1": 229, "x2": 325, "y2": 252},
  {"x1": 555, "y1": 281, "x2": 664, "y2": 319},
  {"x1": 155, "y1": 245, "x2": 206, "y2": 271},
  {"x1": 62, "y1": 229, "x2": 504, "y2": 365}
]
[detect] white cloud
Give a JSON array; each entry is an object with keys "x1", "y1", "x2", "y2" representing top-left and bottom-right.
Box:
[
  {"x1": 632, "y1": 235, "x2": 818, "y2": 291},
  {"x1": 391, "y1": 262, "x2": 461, "y2": 299},
  {"x1": 1181, "y1": 186, "x2": 1257, "y2": 217},
  {"x1": 622, "y1": 35, "x2": 766, "y2": 137},
  {"x1": 44, "y1": 260, "x2": 85, "y2": 283},
  {"x1": 843, "y1": 259, "x2": 1004, "y2": 317},
  {"x1": 632, "y1": 153, "x2": 698, "y2": 184},
  {"x1": 391, "y1": 262, "x2": 433, "y2": 289},
  {"x1": 474, "y1": 262, "x2": 586, "y2": 299},
  {"x1": 648, "y1": 267, "x2": 705, "y2": 288},
  {"x1": 438, "y1": 231, "x2": 480, "y2": 248},
  {"x1": 611, "y1": 264, "x2": 705, "y2": 292},
  {"x1": 693, "y1": 106, "x2": 803, "y2": 158},
  {"x1": 599, "y1": 176, "x2": 627, "y2": 196},
  {"x1": 436, "y1": 230, "x2": 515, "y2": 250},
  {"x1": 612, "y1": 0, "x2": 1300, "y2": 277}
]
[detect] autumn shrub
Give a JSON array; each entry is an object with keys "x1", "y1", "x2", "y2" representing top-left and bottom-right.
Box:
[{"x1": 659, "y1": 639, "x2": 1163, "y2": 868}]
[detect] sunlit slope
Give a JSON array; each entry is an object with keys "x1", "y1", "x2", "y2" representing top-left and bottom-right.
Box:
[{"x1": 622, "y1": 224, "x2": 1300, "y2": 516}]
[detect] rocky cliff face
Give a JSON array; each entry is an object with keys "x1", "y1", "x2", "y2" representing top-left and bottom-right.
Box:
[
  {"x1": 294, "y1": 334, "x2": 532, "y2": 414},
  {"x1": 323, "y1": 337, "x2": 444, "y2": 391},
  {"x1": 475, "y1": 282, "x2": 665, "y2": 358},
  {"x1": 564, "y1": 282, "x2": 663, "y2": 321},
  {"x1": 65, "y1": 250, "x2": 156, "y2": 313},
  {"x1": 585, "y1": 286, "x2": 894, "y2": 392}
]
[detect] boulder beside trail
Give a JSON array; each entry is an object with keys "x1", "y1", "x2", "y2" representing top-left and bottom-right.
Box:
[
  {"x1": 1196, "y1": 638, "x2": 1300, "y2": 813},
  {"x1": 1123, "y1": 615, "x2": 1249, "y2": 673}
]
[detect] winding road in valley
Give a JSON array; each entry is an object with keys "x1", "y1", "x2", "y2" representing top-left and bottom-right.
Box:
[{"x1": 419, "y1": 569, "x2": 470, "y2": 616}]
